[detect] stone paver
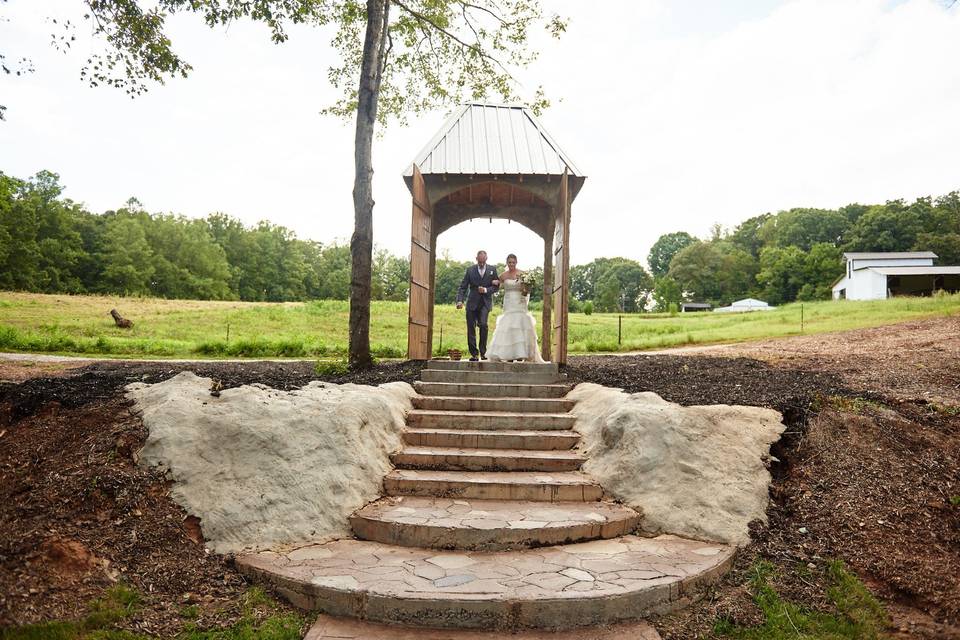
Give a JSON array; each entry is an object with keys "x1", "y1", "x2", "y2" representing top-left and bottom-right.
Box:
[
  {"x1": 237, "y1": 535, "x2": 735, "y2": 629},
  {"x1": 305, "y1": 614, "x2": 662, "y2": 639},
  {"x1": 414, "y1": 381, "x2": 573, "y2": 399},
  {"x1": 392, "y1": 446, "x2": 585, "y2": 472},
  {"x1": 384, "y1": 469, "x2": 604, "y2": 501},
  {"x1": 420, "y1": 369, "x2": 562, "y2": 385},
  {"x1": 350, "y1": 496, "x2": 640, "y2": 550},
  {"x1": 412, "y1": 395, "x2": 576, "y2": 414},
  {"x1": 407, "y1": 409, "x2": 577, "y2": 431},
  {"x1": 403, "y1": 428, "x2": 580, "y2": 451}
]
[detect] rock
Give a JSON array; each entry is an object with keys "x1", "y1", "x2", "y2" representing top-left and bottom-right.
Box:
[
  {"x1": 126, "y1": 372, "x2": 414, "y2": 553},
  {"x1": 568, "y1": 383, "x2": 785, "y2": 546}
]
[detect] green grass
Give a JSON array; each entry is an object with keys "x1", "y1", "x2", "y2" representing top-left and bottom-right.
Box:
[
  {"x1": 0, "y1": 586, "x2": 305, "y2": 640},
  {"x1": 714, "y1": 560, "x2": 888, "y2": 639},
  {"x1": 0, "y1": 290, "x2": 958, "y2": 359}
]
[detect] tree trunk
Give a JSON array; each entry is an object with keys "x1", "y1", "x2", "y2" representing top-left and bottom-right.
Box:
[{"x1": 349, "y1": 0, "x2": 390, "y2": 369}]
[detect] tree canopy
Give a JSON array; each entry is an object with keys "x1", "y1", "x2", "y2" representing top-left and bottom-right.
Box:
[{"x1": 645, "y1": 190, "x2": 960, "y2": 308}]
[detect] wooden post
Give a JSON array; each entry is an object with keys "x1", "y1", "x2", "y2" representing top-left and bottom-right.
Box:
[
  {"x1": 551, "y1": 171, "x2": 571, "y2": 364},
  {"x1": 541, "y1": 229, "x2": 553, "y2": 362},
  {"x1": 407, "y1": 165, "x2": 433, "y2": 360}
]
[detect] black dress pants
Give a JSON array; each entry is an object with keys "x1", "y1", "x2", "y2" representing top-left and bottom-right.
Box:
[{"x1": 465, "y1": 304, "x2": 490, "y2": 357}]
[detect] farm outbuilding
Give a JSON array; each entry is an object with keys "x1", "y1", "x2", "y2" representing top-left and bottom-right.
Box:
[
  {"x1": 832, "y1": 252, "x2": 960, "y2": 300},
  {"x1": 680, "y1": 302, "x2": 712, "y2": 313},
  {"x1": 713, "y1": 298, "x2": 774, "y2": 313}
]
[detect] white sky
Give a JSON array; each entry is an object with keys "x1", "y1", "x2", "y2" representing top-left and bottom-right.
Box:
[{"x1": 2, "y1": 0, "x2": 959, "y2": 269}]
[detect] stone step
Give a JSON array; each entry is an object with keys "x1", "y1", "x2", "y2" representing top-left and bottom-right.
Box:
[
  {"x1": 349, "y1": 497, "x2": 641, "y2": 551},
  {"x1": 421, "y1": 370, "x2": 562, "y2": 385},
  {"x1": 408, "y1": 410, "x2": 576, "y2": 432},
  {"x1": 415, "y1": 382, "x2": 571, "y2": 399},
  {"x1": 305, "y1": 614, "x2": 663, "y2": 639},
  {"x1": 237, "y1": 536, "x2": 735, "y2": 630},
  {"x1": 391, "y1": 447, "x2": 585, "y2": 472},
  {"x1": 412, "y1": 395, "x2": 575, "y2": 414},
  {"x1": 426, "y1": 360, "x2": 559, "y2": 374},
  {"x1": 383, "y1": 470, "x2": 603, "y2": 502},
  {"x1": 403, "y1": 428, "x2": 580, "y2": 451}
]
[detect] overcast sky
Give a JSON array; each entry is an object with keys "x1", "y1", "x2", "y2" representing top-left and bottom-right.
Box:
[{"x1": 2, "y1": 0, "x2": 959, "y2": 268}]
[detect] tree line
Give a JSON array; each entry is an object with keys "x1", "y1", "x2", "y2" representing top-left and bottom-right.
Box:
[
  {"x1": 0, "y1": 171, "x2": 409, "y2": 302},
  {"x1": 4, "y1": 170, "x2": 957, "y2": 311},
  {"x1": 647, "y1": 191, "x2": 960, "y2": 310}
]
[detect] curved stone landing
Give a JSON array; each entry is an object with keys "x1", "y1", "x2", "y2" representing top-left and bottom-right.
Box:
[
  {"x1": 350, "y1": 497, "x2": 640, "y2": 550},
  {"x1": 237, "y1": 535, "x2": 735, "y2": 630}
]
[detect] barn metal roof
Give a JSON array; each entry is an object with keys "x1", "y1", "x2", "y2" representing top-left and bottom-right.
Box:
[
  {"x1": 871, "y1": 266, "x2": 960, "y2": 276},
  {"x1": 844, "y1": 252, "x2": 937, "y2": 260},
  {"x1": 405, "y1": 103, "x2": 583, "y2": 177}
]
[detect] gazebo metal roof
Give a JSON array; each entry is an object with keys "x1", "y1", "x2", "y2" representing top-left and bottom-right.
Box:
[{"x1": 404, "y1": 103, "x2": 583, "y2": 179}]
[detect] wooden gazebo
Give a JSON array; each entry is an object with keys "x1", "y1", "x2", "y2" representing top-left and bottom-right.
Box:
[{"x1": 403, "y1": 103, "x2": 585, "y2": 363}]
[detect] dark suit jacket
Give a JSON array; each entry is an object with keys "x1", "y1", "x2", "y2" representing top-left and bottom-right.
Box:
[{"x1": 456, "y1": 264, "x2": 500, "y2": 311}]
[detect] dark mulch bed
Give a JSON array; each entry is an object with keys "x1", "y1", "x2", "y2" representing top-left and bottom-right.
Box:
[
  {"x1": 0, "y1": 359, "x2": 424, "y2": 424},
  {"x1": 565, "y1": 354, "x2": 846, "y2": 410}
]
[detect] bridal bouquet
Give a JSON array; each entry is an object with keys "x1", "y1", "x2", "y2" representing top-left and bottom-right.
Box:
[{"x1": 516, "y1": 272, "x2": 536, "y2": 296}]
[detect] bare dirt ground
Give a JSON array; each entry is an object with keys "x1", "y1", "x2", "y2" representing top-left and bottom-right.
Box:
[
  {"x1": 647, "y1": 315, "x2": 960, "y2": 405},
  {"x1": 1, "y1": 317, "x2": 958, "y2": 637}
]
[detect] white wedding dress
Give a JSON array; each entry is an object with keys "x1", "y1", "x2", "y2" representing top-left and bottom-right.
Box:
[{"x1": 487, "y1": 278, "x2": 546, "y2": 363}]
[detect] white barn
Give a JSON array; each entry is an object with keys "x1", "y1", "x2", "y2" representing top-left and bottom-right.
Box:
[{"x1": 832, "y1": 252, "x2": 960, "y2": 300}]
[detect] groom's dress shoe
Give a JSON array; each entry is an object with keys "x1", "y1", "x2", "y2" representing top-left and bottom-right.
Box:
[
  {"x1": 469, "y1": 356, "x2": 479, "y2": 362},
  {"x1": 480, "y1": 354, "x2": 487, "y2": 360}
]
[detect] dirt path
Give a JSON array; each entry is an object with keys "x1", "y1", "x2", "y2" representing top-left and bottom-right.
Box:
[{"x1": 631, "y1": 316, "x2": 960, "y2": 406}]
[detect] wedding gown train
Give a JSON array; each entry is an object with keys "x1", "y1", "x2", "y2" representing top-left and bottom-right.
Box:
[{"x1": 486, "y1": 278, "x2": 546, "y2": 363}]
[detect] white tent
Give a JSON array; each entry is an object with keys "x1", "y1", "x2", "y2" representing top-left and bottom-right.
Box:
[{"x1": 713, "y1": 298, "x2": 774, "y2": 313}]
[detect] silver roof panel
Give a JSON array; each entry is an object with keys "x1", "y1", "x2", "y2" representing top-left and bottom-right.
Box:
[
  {"x1": 405, "y1": 103, "x2": 583, "y2": 177},
  {"x1": 844, "y1": 252, "x2": 937, "y2": 259},
  {"x1": 871, "y1": 266, "x2": 960, "y2": 276}
]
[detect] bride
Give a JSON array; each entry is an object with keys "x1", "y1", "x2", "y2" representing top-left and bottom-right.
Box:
[{"x1": 486, "y1": 254, "x2": 546, "y2": 363}]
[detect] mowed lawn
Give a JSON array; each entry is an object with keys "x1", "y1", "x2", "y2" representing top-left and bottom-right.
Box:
[{"x1": 0, "y1": 291, "x2": 958, "y2": 359}]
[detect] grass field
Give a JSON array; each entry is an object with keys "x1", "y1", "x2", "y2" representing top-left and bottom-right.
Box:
[{"x1": 0, "y1": 291, "x2": 958, "y2": 359}]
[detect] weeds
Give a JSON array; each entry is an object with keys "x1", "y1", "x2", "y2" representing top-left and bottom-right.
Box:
[
  {"x1": 314, "y1": 359, "x2": 349, "y2": 376},
  {"x1": 714, "y1": 560, "x2": 888, "y2": 639},
  {"x1": 0, "y1": 586, "x2": 306, "y2": 640}
]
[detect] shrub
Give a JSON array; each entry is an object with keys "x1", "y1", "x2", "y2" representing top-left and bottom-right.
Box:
[
  {"x1": 583, "y1": 301, "x2": 594, "y2": 316},
  {"x1": 315, "y1": 359, "x2": 349, "y2": 376}
]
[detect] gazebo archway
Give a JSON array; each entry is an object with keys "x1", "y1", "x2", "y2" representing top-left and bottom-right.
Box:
[{"x1": 403, "y1": 103, "x2": 585, "y2": 363}]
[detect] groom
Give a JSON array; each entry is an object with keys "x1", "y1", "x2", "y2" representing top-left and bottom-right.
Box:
[{"x1": 456, "y1": 250, "x2": 500, "y2": 361}]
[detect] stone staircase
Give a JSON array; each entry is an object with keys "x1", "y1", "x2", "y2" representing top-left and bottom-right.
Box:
[{"x1": 238, "y1": 361, "x2": 735, "y2": 634}]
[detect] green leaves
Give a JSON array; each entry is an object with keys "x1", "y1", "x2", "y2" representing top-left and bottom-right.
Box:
[
  {"x1": 50, "y1": 0, "x2": 559, "y2": 124},
  {"x1": 647, "y1": 231, "x2": 696, "y2": 278}
]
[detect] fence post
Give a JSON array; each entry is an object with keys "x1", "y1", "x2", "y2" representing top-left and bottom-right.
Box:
[
  {"x1": 800, "y1": 304, "x2": 804, "y2": 334},
  {"x1": 618, "y1": 315, "x2": 622, "y2": 345},
  {"x1": 439, "y1": 324, "x2": 443, "y2": 355}
]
